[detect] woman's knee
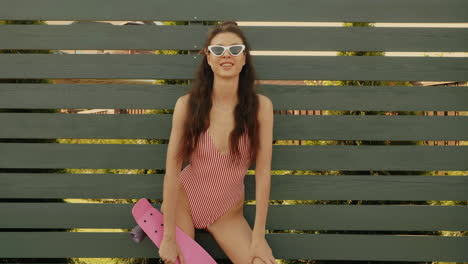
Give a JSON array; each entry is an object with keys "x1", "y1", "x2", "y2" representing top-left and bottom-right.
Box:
[{"x1": 252, "y1": 256, "x2": 267, "y2": 264}]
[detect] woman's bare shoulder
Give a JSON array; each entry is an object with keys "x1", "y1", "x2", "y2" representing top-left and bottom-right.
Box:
[
  {"x1": 173, "y1": 94, "x2": 191, "y2": 125},
  {"x1": 257, "y1": 94, "x2": 273, "y2": 113},
  {"x1": 178, "y1": 93, "x2": 190, "y2": 104},
  {"x1": 175, "y1": 94, "x2": 191, "y2": 111}
]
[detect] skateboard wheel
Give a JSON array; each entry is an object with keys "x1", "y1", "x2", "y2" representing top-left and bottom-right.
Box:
[{"x1": 129, "y1": 224, "x2": 147, "y2": 243}]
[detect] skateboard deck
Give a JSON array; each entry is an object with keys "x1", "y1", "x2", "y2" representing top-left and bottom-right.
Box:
[{"x1": 131, "y1": 198, "x2": 217, "y2": 264}]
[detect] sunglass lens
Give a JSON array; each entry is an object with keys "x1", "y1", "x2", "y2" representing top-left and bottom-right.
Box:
[
  {"x1": 211, "y1": 46, "x2": 225, "y2": 56},
  {"x1": 229, "y1": 46, "x2": 243, "y2": 55}
]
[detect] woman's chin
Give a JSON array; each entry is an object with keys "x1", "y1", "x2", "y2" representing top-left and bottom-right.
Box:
[{"x1": 214, "y1": 70, "x2": 240, "y2": 78}]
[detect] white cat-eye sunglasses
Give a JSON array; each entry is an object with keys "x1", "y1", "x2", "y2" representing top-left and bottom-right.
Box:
[{"x1": 207, "y1": 44, "x2": 246, "y2": 56}]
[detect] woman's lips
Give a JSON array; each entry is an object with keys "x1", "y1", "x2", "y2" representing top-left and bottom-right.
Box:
[{"x1": 221, "y1": 64, "x2": 233, "y2": 70}]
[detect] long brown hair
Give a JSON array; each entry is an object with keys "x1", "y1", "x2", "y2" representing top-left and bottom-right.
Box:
[{"x1": 177, "y1": 21, "x2": 260, "y2": 166}]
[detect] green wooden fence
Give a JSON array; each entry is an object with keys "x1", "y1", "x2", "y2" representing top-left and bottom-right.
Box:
[{"x1": 1, "y1": 0, "x2": 468, "y2": 263}]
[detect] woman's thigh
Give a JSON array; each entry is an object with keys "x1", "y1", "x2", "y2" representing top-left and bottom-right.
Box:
[
  {"x1": 160, "y1": 183, "x2": 195, "y2": 239},
  {"x1": 207, "y1": 213, "x2": 271, "y2": 264}
]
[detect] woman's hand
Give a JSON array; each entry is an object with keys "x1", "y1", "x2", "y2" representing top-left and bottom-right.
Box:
[
  {"x1": 248, "y1": 236, "x2": 276, "y2": 264},
  {"x1": 159, "y1": 237, "x2": 185, "y2": 264}
]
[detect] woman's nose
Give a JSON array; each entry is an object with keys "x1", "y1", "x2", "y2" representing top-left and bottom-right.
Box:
[{"x1": 222, "y1": 49, "x2": 231, "y2": 57}]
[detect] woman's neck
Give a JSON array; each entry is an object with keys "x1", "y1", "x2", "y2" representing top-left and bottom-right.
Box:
[{"x1": 212, "y1": 76, "x2": 239, "y2": 105}]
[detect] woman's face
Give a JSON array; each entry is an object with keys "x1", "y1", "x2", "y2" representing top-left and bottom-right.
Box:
[{"x1": 205, "y1": 32, "x2": 246, "y2": 78}]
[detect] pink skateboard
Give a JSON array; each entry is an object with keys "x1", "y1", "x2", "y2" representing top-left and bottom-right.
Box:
[{"x1": 130, "y1": 198, "x2": 217, "y2": 264}]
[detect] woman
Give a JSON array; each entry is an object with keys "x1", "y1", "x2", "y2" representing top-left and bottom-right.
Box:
[{"x1": 159, "y1": 21, "x2": 275, "y2": 264}]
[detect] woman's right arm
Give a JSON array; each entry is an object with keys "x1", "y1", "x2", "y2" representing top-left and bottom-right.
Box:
[{"x1": 161, "y1": 95, "x2": 189, "y2": 241}]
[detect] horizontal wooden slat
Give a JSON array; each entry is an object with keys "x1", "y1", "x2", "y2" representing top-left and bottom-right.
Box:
[
  {"x1": 1, "y1": 84, "x2": 467, "y2": 111},
  {"x1": 0, "y1": 144, "x2": 467, "y2": 170},
  {"x1": 1, "y1": 25, "x2": 467, "y2": 52},
  {"x1": 1, "y1": 113, "x2": 467, "y2": 140},
  {"x1": 1, "y1": 54, "x2": 467, "y2": 81},
  {"x1": 1, "y1": 174, "x2": 467, "y2": 201},
  {"x1": 0, "y1": 232, "x2": 467, "y2": 261},
  {"x1": 1, "y1": 202, "x2": 467, "y2": 231},
  {"x1": 1, "y1": 0, "x2": 467, "y2": 23},
  {"x1": 1, "y1": 174, "x2": 467, "y2": 200},
  {"x1": 0, "y1": 84, "x2": 186, "y2": 109}
]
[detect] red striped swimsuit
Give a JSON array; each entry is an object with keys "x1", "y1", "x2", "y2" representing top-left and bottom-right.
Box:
[{"x1": 179, "y1": 127, "x2": 251, "y2": 230}]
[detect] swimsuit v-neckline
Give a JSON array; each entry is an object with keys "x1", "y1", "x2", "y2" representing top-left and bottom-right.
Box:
[{"x1": 207, "y1": 127, "x2": 230, "y2": 156}]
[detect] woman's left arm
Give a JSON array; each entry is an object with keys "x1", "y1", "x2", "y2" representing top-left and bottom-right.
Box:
[
  {"x1": 248, "y1": 95, "x2": 276, "y2": 264},
  {"x1": 252, "y1": 94, "x2": 274, "y2": 238}
]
